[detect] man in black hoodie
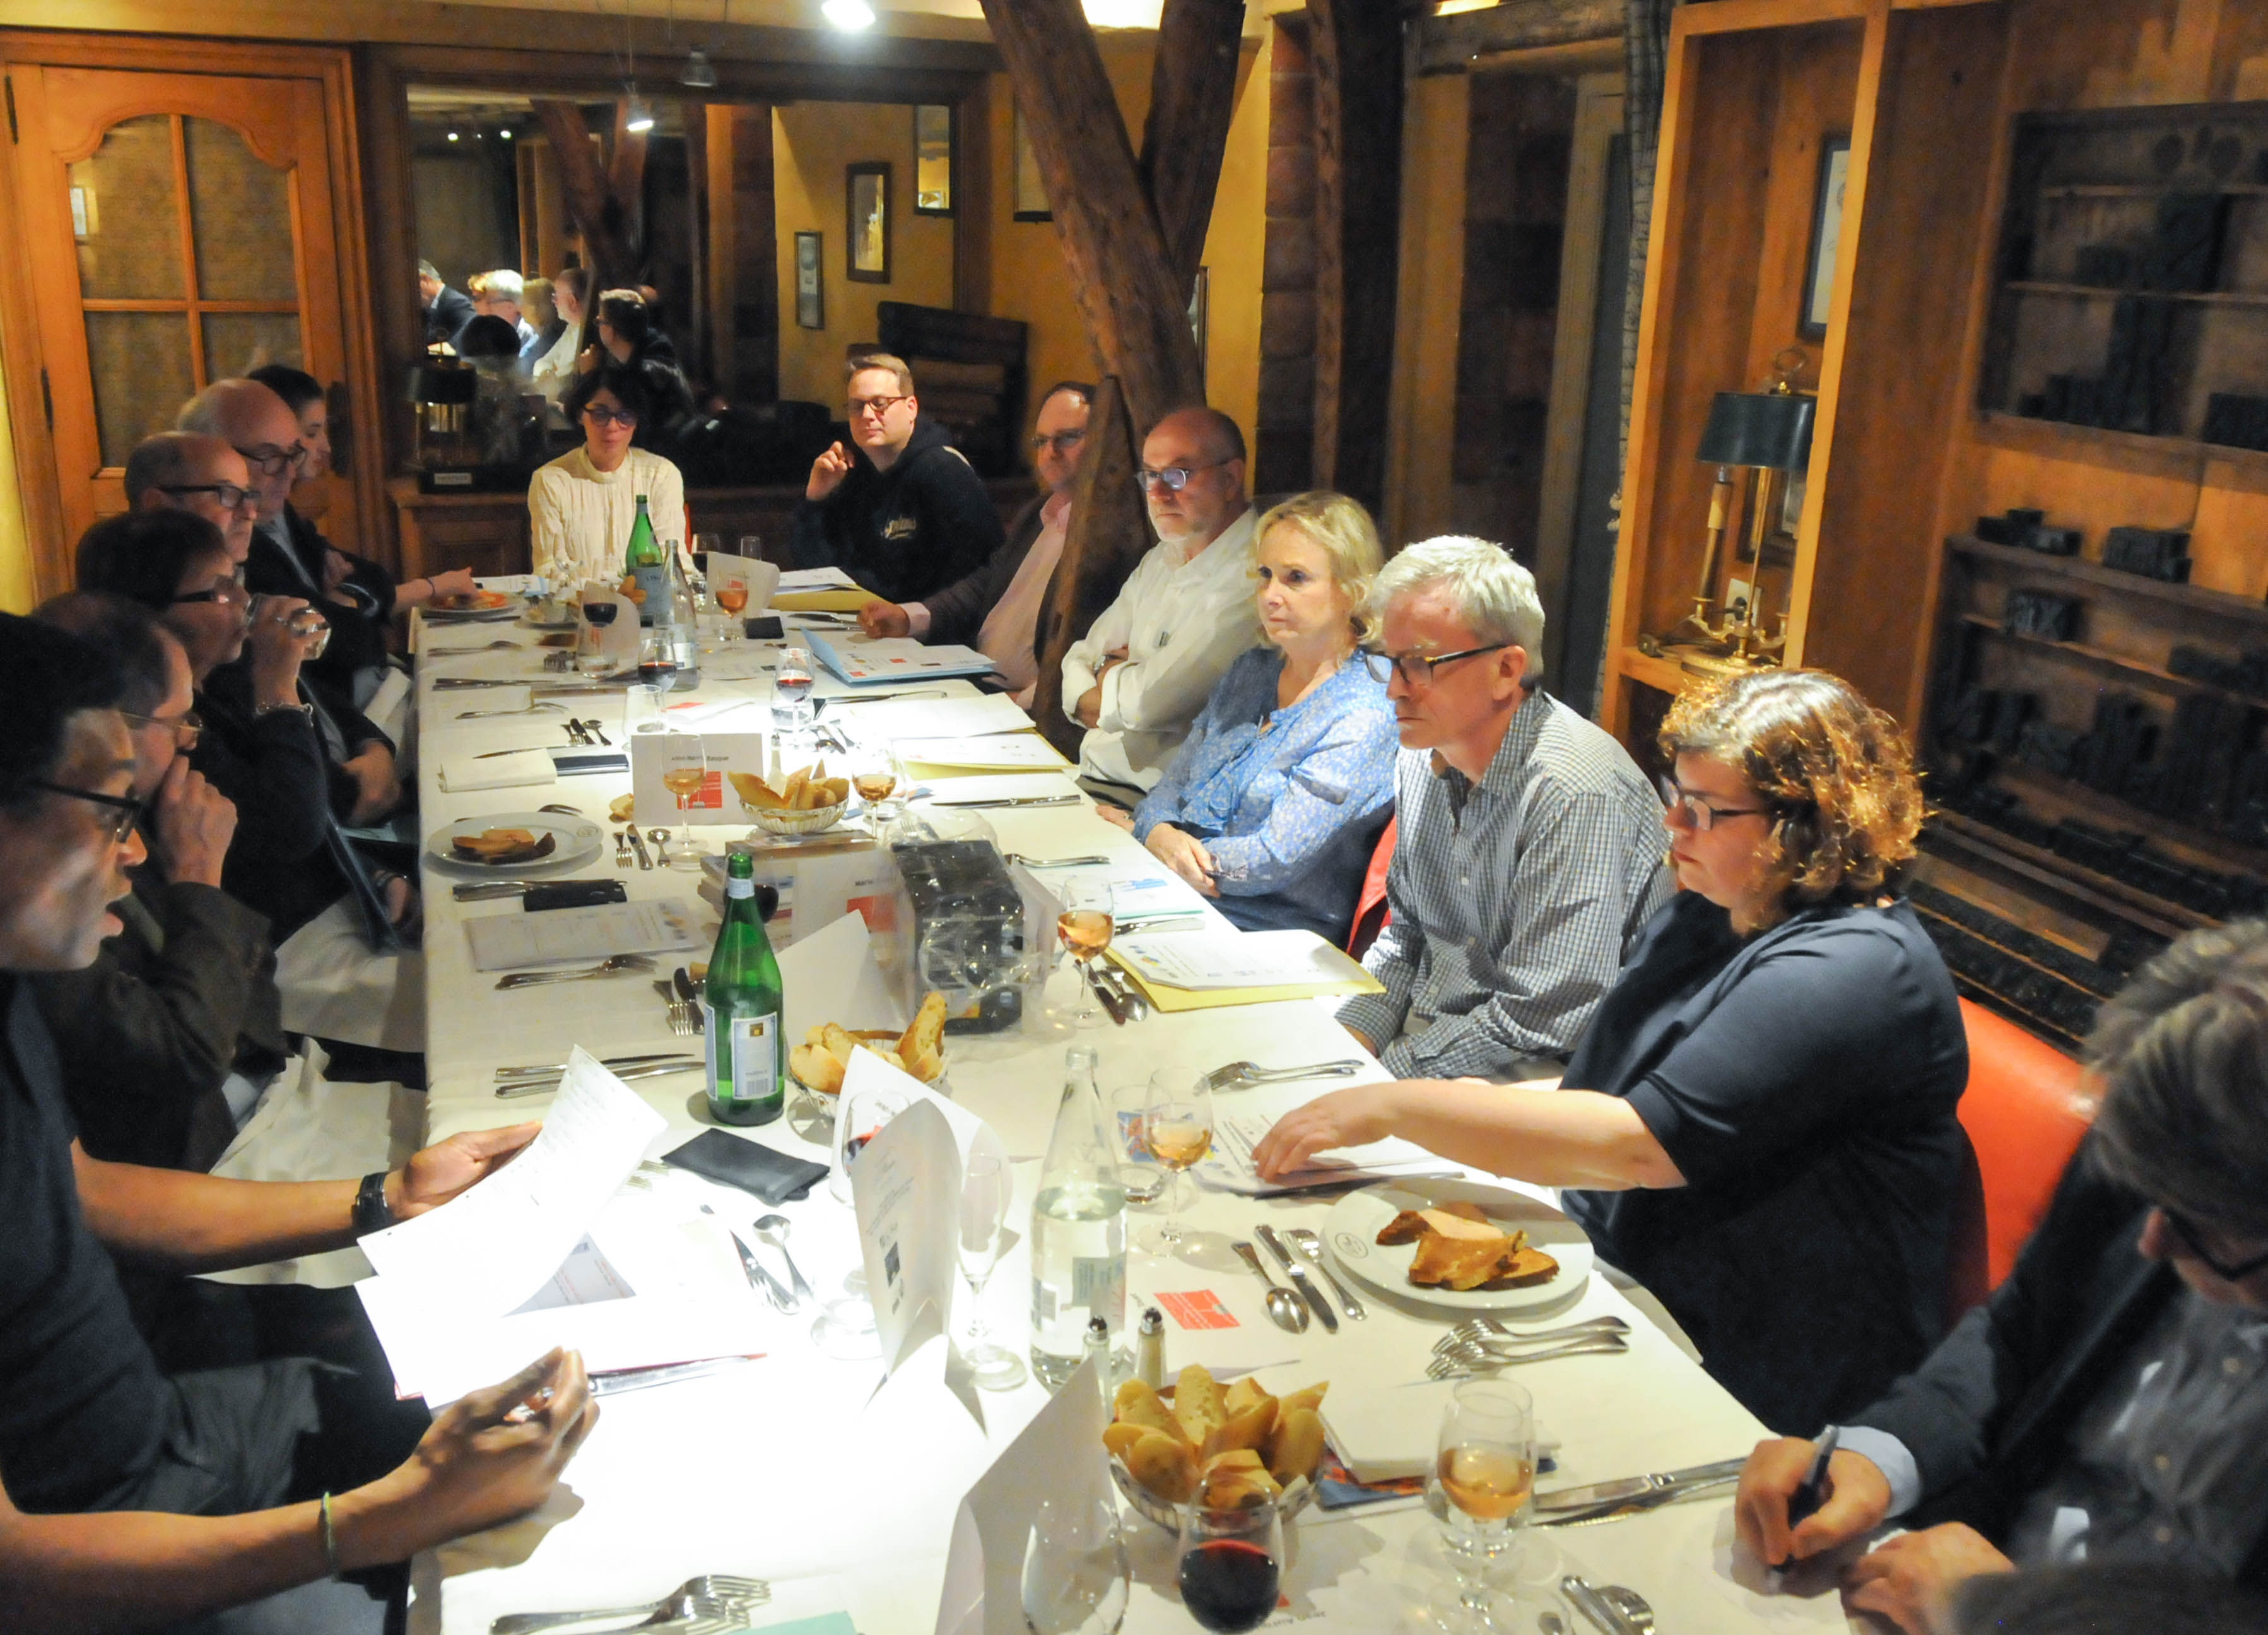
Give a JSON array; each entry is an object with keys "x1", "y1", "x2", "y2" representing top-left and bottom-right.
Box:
[{"x1": 790, "y1": 353, "x2": 1003, "y2": 605}]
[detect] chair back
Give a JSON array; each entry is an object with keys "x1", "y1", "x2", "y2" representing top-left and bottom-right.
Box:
[
  {"x1": 1949, "y1": 998, "x2": 2096, "y2": 1313},
  {"x1": 1347, "y1": 814, "x2": 1397, "y2": 959}
]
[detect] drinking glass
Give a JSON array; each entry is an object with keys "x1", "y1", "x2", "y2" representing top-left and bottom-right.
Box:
[
  {"x1": 659, "y1": 733, "x2": 708, "y2": 868},
  {"x1": 1175, "y1": 1489, "x2": 1284, "y2": 1634},
  {"x1": 578, "y1": 582, "x2": 620, "y2": 676},
  {"x1": 635, "y1": 627, "x2": 679, "y2": 732},
  {"x1": 1425, "y1": 1379, "x2": 1536, "y2": 1632},
  {"x1": 1020, "y1": 1486, "x2": 1129, "y2": 1635},
  {"x1": 848, "y1": 741, "x2": 907, "y2": 825},
  {"x1": 1055, "y1": 879, "x2": 1114, "y2": 1030},
  {"x1": 958, "y1": 1152, "x2": 1026, "y2": 1390},
  {"x1": 714, "y1": 577, "x2": 749, "y2": 646},
  {"x1": 773, "y1": 643, "x2": 818, "y2": 753},
  {"x1": 1139, "y1": 1068, "x2": 1214, "y2": 1253}
]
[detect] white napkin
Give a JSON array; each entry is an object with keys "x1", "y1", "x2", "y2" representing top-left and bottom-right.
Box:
[{"x1": 438, "y1": 750, "x2": 557, "y2": 793}]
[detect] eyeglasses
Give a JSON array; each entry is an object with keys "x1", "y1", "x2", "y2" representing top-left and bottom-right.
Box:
[
  {"x1": 847, "y1": 394, "x2": 912, "y2": 419},
  {"x1": 1030, "y1": 429, "x2": 1087, "y2": 454},
  {"x1": 120, "y1": 707, "x2": 203, "y2": 748},
  {"x1": 171, "y1": 577, "x2": 252, "y2": 613},
  {"x1": 24, "y1": 779, "x2": 144, "y2": 843},
  {"x1": 582, "y1": 404, "x2": 638, "y2": 428},
  {"x1": 1657, "y1": 774, "x2": 1775, "y2": 832},
  {"x1": 1368, "y1": 642, "x2": 1508, "y2": 690},
  {"x1": 2159, "y1": 1207, "x2": 2268, "y2": 1283},
  {"x1": 1136, "y1": 459, "x2": 1230, "y2": 495},
  {"x1": 233, "y1": 443, "x2": 306, "y2": 478},
  {"x1": 156, "y1": 481, "x2": 254, "y2": 511}
]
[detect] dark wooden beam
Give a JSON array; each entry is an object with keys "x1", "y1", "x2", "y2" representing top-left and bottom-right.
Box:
[
  {"x1": 1416, "y1": 0, "x2": 1624, "y2": 74},
  {"x1": 978, "y1": 0, "x2": 1206, "y2": 433},
  {"x1": 1032, "y1": 376, "x2": 1151, "y2": 755},
  {"x1": 1308, "y1": 0, "x2": 1403, "y2": 514},
  {"x1": 1139, "y1": 0, "x2": 1249, "y2": 294},
  {"x1": 532, "y1": 98, "x2": 635, "y2": 292},
  {"x1": 609, "y1": 98, "x2": 650, "y2": 268}
]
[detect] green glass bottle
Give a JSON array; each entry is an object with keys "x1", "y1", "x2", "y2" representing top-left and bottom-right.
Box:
[
  {"x1": 704, "y1": 852, "x2": 784, "y2": 1125},
  {"x1": 623, "y1": 494, "x2": 664, "y2": 628}
]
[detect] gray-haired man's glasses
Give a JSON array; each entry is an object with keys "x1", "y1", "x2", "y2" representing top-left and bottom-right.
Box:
[{"x1": 1368, "y1": 643, "x2": 1508, "y2": 690}]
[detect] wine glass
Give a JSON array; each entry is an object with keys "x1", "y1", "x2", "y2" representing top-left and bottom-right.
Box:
[
  {"x1": 1139, "y1": 1068, "x2": 1214, "y2": 1254},
  {"x1": 714, "y1": 576, "x2": 749, "y2": 646},
  {"x1": 1055, "y1": 879, "x2": 1114, "y2": 1030},
  {"x1": 634, "y1": 627, "x2": 679, "y2": 732},
  {"x1": 1426, "y1": 1379, "x2": 1536, "y2": 1632},
  {"x1": 814, "y1": 1080, "x2": 914, "y2": 1360},
  {"x1": 958, "y1": 1151, "x2": 1026, "y2": 1391},
  {"x1": 578, "y1": 581, "x2": 620, "y2": 677},
  {"x1": 1176, "y1": 1487, "x2": 1284, "y2": 1634},
  {"x1": 1021, "y1": 1485, "x2": 1129, "y2": 1635},
  {"x1": 659, "y1": 733, "x2": 708, "y2": 868},
  {"x1": 848, "y1": 741, "x2": 907, "y2": 825},
  {"x1": 772, "y1": 643, "x2": 817, "y2": 756}
]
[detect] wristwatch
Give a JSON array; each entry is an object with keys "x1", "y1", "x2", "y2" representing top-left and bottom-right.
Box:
[
  {"x1": 255, "y1": 699, "x2": 315, "y2": 724},
  {"x1": 353, "y1": 1171, "x2": 396, "y2": 1236}
]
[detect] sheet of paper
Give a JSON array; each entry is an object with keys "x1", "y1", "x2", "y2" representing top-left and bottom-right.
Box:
[
  {"x1": 630, "y1": 728, "x2": 775, "y2": 827},
  {"x1": 437, "y1": 749, "x2": 558, "y2": 794},
  {"x1": 808, "y1": 631, "x2": 999, "y2": 685},
  {"x1": 462, "y1": 897, "x2": 707, "y2": 971},
  {"x1": 1033, "y1": 858, "x2": 1209, "y2": 923},
  {"x1": 849, "y1": 1094, "x2": 960, "y2": 1376},
  {"x1": 705, "y1": 550, "x2": 782, "y2": 613},
  {"x1": 357, "y1": 1049, "x2": 666, "y2": 1318},
  {"x1": 1113, "y1": 928, "x2": 1367, "y2": 991},
  {"x1": 1194, "y1": 1078, "x2": 1456, "y2": 1196},
  {"x1": 780, "y1": 909, "x2": 905, "y2": 1040},
  {"x1": 896, "y1": 734, "x2": 1069, "y2": 771},
  {"x1": 932, "y1": 1354, "x2": 1111, "y2": 1635},
  {"x1": 832, "y1": 693, "x2": 1033, "y2": 742},
  {"x1": 779, "y1": 565, "x2": 861, "y2": 590}
]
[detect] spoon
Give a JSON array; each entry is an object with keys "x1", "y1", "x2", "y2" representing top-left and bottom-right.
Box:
[
  {"x1": 1539, "y1": 1615, "x2": 1568, "y2": 1635},
  {"x1": 1601, "y1": 1586, "x2": 1654, "y2": 1634},
  {"x1": 753, "y1": 1214, "x2": 817, "y2": 1305},
  {"x1": 1231, "y1": 1240, "x2": 1310, "y2": 1334}
]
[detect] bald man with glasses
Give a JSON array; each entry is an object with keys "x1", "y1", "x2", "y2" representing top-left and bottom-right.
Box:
[{"x1": 127, "y1": 433, "x2": 261, "y2": 568}]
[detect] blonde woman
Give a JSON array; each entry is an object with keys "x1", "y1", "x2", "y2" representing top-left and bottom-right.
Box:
[{"x1": 1119, "y1": 491, "x2": 1397, "y2": 941}]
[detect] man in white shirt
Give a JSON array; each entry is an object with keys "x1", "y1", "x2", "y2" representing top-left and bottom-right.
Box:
[{"x1": 1061, "y1": 405, "x2": 1261, "y2": 803}]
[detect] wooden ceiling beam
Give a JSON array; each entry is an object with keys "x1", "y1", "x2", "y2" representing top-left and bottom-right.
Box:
[
  {"x1": 1416, "y1": 0, "x2": 1625, "y2": 74},
  {"x1": 531, "y1": 98, "x2": 637, "y2": 290},
  {"x1": 1140, "y1": 0, "x2": 1249, "y2": 293}
]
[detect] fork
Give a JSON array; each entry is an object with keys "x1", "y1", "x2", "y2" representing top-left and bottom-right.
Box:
[
  {"x1": 1201, "y1": 1058, "x2": 1366, "y2": 1093},
  {"x1": 654, "y1": 979, "x2": 700, "y2": 1036},
  {"x1": 495, "y1": 953, "x2": 654, "y2": 990},
  {"x1": 488, "y1": 1573, "x2": 770, "y2": 1634},
  {"x1": 1433, "y1": 1315, "x2": 1630, "y2": 1355},
  {"x1": 1426, "y1": 1334, "x2": 1628, "y2": 1379},
  {"x1": 427, "y1": 640, "x2": 522, "y2": 654}
]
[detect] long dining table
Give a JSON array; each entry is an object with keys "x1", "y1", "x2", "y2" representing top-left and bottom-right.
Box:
[{"x1": 400, "y1": 600, "x2": 1859, "y2": 1635}]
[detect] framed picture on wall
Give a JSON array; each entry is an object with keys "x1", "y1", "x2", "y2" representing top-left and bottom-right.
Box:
[
  {"x1": 914, "y1": 105, "x2": 953, "y2": 216},
  {"x1": 1189, "y1": 266, "x2": 1209, "y2": 386},
  {"x1": 848, "y1": 162, "x2": 891, "y2": 284},
  {"x1": 796, "y1": 230, "x2": 824, "y2": 329},
  {"x1": 1799, "y1": 134, "x2": 1850, "y2": 339},
  {"x1": 1013, "y1": 105, "x2": 1050, "y2": 221}
]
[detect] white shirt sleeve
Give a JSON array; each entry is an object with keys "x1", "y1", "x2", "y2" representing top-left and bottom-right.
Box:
[
  {"x1": 1100, "y1": 585, "x2": 1254, "y2": 734},
  {"x1": 1831, "y1": 1426, "x2": 1924, "y2": 1519},
  {"x1": 1062, "y1": 570, "x2": 1137, "y2": 724}
]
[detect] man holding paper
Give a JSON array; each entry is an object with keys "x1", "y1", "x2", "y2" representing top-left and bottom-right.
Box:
[{"x1": 0, "y1": 614, "x2": 596, "y2": 1634}]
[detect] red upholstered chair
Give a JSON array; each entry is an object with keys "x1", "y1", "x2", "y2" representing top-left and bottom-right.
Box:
[
  {"x1": 1945, "y1": 997, "x2": 2096, "y2": 1321},
  {"x1": 1346, "y1": 815, "x2": 1397, "y2": 959}
]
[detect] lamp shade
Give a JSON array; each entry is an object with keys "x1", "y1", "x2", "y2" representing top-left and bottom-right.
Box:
[{"x1": 1695, "y1": 391, "x2": 1815, "y2": 471}]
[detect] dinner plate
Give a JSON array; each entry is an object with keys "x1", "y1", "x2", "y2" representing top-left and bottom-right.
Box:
[
  {"x1": 432, "y1": 589, "x2": 514, "y2": 611},
  {"x1": 423, "y1": 811, "x2": 606, "y2": 875},
  {"x1": 1322, "y1": 1178, "x2": 1593, "y2": 1316}
]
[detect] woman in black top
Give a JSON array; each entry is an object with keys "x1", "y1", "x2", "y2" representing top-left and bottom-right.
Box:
[{"x1": 1253, "y1": 668, "x2": 1968, "y2": 1433}]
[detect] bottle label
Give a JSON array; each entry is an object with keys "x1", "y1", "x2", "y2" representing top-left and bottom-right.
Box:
[
  {"x1": 724, "y1": 876, "x2": 755, "y2": 899},
  {"x1": 705, "y1": 1008, "x2": 780, "y2": 1107},
  {"x1": 630, "y1": 563, "x2": 667, "y2": 626},
  {"x1": 1073, "y1": 1254, "x2": 1124, "y2": 1319}
]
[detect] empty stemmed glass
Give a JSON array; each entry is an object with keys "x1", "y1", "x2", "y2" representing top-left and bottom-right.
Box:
[
  {"x1": 1139, "y1": 1067, "x2": 1214, "y2": 1254},
  {"x1": 658, "y1": 733, "x2": 708, "y2": 868},
  {"x1": 957, "y1": 1151, "x2": 1026, "y2": 1390},
  {"x1": 1426, "y1": 1379, "x2": 1537, "y2": 1632}
]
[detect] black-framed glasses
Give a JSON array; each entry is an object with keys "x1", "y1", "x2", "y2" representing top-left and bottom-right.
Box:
[
  {"x1": 1135, "y1": 459, "x2": 1230, "y2": 495},
  {"x1": 157, "y1": 481, "x2": 254, "y2": 510},
  {"x1": 2159, "y1": 1207, "x2": 2268, "y2": 1283},
  {"x1": 847, "y1": 393, "x2": 912, "y2": 419},
  {"x1": 1368, "y1": 642, "x2": 1508, "y2": 690},
  {"x1": 171, "y1": 577, "x2": 251, "y2": 612},
  {"x1": 581, "y1": 404, "x2": 638, "y2": 428},
  {"x1": 25, "y1": 780, "x2": 144, "y2": 842},
  {"x1": 233, "y1": 442, "x2": 305, "y2": 477},
  {"x1": 1030, "y1": 428, "x2": 1086, "y2": 454},
  {"x1": 120, "y1": 707, "x2": 203, "y2": 748},
  {"x1": 1657, "y1": 774, "x2": 1775, "y2": 833}
]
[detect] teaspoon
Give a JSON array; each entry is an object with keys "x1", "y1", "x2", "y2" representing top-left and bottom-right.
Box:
[
  {"x1": 1231, "y1": 1240, "x2": 1310, "y2": 1334},
  {"x1": 753, "y1": 1213, "x2": 817, "y2": 1305}
]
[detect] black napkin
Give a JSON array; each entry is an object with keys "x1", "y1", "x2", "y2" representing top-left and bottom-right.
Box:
[{"x1": 662, "y1": 1129, "x2": 828, "y2": 1204}]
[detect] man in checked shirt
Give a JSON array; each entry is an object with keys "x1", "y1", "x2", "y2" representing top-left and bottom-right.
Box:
[{"x1": 1334, "y1": 536, "x2": 1671, "y2": 1081}]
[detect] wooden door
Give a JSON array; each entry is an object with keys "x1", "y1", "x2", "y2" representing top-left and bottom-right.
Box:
[{"x1": 8, "y1": 63, "x2": 359, "y2": 553}]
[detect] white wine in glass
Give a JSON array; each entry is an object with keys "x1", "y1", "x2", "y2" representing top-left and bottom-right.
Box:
[
  {"x1": 1426, "y1": 1379, "x2": 1536, "y2": 1633},
  {"x1": 659, "y1": 736, "x2": 708, "y2": 868},
  {"x1": 1055, "y1": 880, "x2": 1113, "y2": 1029},
  {"x1": 1140, "y1": 1068, "x2": 1213, "y2": 1254}
]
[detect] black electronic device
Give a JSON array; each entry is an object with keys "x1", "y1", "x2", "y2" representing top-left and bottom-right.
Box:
[{"x1": 522, "y1": 879, "x2": 629, "y2": 911}]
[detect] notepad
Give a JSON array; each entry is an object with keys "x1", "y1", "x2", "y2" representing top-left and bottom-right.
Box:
[{"x1": 463, "y1": 898, "x2": 708, "y2": 971}]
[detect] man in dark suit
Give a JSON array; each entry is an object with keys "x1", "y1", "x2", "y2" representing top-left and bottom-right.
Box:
[
  {"x1": 1736, "y1": 919, "x2": 2268, "y2": 1632},
  {"x1": 417, "y1": 259, "x2": 473, "y2": 350}
]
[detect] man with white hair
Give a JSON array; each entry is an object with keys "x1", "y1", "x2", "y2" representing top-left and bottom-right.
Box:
[
  {"x1": 481, "y1": 269, "x2": 538, "y2": 352},
  {"x1": 1336, "y1": 536, "x2": 1670, "y2": 1079}
]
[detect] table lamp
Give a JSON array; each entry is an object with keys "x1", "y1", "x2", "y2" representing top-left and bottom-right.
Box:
[{"x1": 1662, "y1": 380, "x2": 1814, "y2": 674}]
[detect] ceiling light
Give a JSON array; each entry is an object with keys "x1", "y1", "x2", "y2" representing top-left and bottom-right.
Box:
[
  {"x1": 625, "y1": 93, "x2": 655, "y2": 133},
  {"x1": 446, "y1": 130, "x2": 460, "y2": 142},
  {"x1": 681, "y1": 46, "x2": 717, "y2": 87},
  {"x1": 500, "y1": 127, "x2": 514, "y2": 141},
  {"x1": 822, "y1": 0, "x2": 876, "y2": 30}
]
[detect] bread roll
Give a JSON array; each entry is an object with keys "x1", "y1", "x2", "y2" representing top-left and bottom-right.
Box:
[
  {"x1": 1127, "y1": 1429, "x2": 1197, "y2": 1504},
  {"x1": 1266, "y1": 1407, "x2": 1325, "y2": 1487},
  {"x1": 1201, "y1": 1401, "x2": 1277, "y2": 1463},
  {"x1": 1172, "y1": 1366, "x2": 1227, "y2": 1447}
]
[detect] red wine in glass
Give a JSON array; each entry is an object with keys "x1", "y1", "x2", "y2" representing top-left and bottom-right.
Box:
[
  {"x1": 582, "y1": 599, "x2": 619, "y2": 629},
  {"x1": 1178, "y1": 1539, "x2": 1278, "y2": 1633}
]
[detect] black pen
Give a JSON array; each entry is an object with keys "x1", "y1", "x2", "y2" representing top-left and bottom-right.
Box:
[{"x1": 1774, "y1": 1425, "x2": 1841, "y2": 1574}]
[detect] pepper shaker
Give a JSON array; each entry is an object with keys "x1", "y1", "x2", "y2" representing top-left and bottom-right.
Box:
[{"x1": 1135, "y1": 1306, "x2": 1165, "y2": 1389}]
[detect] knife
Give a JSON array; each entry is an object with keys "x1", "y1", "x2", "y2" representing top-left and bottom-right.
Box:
[
  {"x1": 1534, "y1": 1456, "x2": 1748, "y2": 1514},
  {"x1": 1082, "y1": 960, "x2": 1131, "y2": 1026},
  {"x1": 1256, "y1": 1225, "x2": 1338, "y2": 1333},
  {"x1": 589, "y1": 1354, "x2": 765, "y2": 1396},
  {"x1": 493, "y1": 1053, "x2": 699, "y2": 1078},
  {"x1": 627, "y1": 827, "x2": 653, "y2": 870},
  {"x1": 495, "y1": 1060, "x2": 705, "y2": 1097},
  {"x1": 929, "y1": 794, "x2": 1080, "y2": 809}
]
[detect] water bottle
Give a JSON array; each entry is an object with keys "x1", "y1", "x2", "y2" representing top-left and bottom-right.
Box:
[
  {"x1": 622, "y1": 495, "x2": 664, "y2": 627},
  {"x1": 1030, "y1": 1046, "x2": 1128, "y2": 1390}
]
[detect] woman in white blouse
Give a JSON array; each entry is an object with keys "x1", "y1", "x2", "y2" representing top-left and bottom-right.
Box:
[{"x1": 529, "y1": 362, "x2": 687, "y2": 590}]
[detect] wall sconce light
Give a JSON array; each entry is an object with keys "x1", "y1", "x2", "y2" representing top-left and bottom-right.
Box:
[{"x1": 823, "y1": 0, "x2": 877, "y2": 29}]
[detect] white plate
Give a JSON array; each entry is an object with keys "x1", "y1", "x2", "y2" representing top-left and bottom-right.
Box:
[
  {"x1": 423, "y1": 811, "x2": 606, "y2": 874},
  {"x1": 1322, "y1": 1178, "x2": 1593, "y2": 1316}
]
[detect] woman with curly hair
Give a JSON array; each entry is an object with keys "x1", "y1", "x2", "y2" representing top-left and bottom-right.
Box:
[{"x1": 1253, "y1": 667, "x2": 1969, "y2": 1431}]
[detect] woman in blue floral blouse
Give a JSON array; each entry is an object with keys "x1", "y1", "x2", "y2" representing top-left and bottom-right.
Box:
[{"x1": 1115, "y1": 492, "x2": 1399, "y2": 942}]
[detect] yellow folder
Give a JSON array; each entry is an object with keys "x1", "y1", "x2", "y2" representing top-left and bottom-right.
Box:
[
  {"x1": 771, "y1": 589, "x2": 879, "y2": 613},
  {"x1": 1102, "y1": 948, "x2": 1385, "y2": 1014}
]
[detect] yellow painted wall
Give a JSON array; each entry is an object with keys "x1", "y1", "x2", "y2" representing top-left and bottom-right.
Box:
[
  {"x1": 1384, "y1": 71, "x2": 1469, "y2": 553},
  {"x1": 0, "y1": 355, "x2": 32, "y2": 613},
  {"x1": 980, "y1": 33, "x2": 1267, "y2": 451},
  {"x1": 772, "y1": 102, "x2": 958, "y2": 407}
]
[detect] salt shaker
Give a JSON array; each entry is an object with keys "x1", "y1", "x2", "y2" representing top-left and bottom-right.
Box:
[{"x1": 1135, "y1": 1306, "x2": 1165, "y2": 1389}]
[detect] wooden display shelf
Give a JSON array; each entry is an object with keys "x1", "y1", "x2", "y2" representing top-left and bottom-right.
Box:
[
  {"x1": 2038, "y1": 182, "x2": 2268, "y2": 199},
  {"x1": 1947, "y1": 533, "x2": 2268, "y2": 627},
  {"x1": 1992, "y1": 757, "x2": 2268, "y2": 881},
  {"x1": 1977, "y1": 411, "x2": 2268, "y2": 474},
  {"x1": 1616, "y1": 645, "x2": 1702, "y2": 698},
  {"x1": 1956, "y1": 611, "x2": 2268, "y2": 712},
  {"x1": 2003, "y1": 280, "x2": 2268, "y2": 309},
  {"x1": 1929, "y1": 810, "x2": 2214, "y2": 940}
]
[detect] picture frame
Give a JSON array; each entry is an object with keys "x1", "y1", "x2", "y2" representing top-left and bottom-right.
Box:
[
  {"x1": 1188, "y1": 266, "x2": 1209, "y2": 385},
  {"x1": 1799, "y1": 134, "x2": 1851, "y2": 339},
  {"x1": 1013, "y1": 105, "x2": 1050, "y2": 221},
  {"x1": 847, "y1": 162, "x2": 891, "y2": 284},
  {"x1": 914, "y1": 105, "x2": 953, "y2": 216},
  {"x1": 795, "y1": 230, "x2": 824, "y2": 329}
]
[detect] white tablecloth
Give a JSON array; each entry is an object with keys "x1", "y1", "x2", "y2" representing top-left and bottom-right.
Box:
[{"x1": 402, "y1": 613, "x2": 1857, "y2": 1635}]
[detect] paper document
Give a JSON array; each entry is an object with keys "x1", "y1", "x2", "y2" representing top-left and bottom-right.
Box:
[
  {"x1": 462, "y1": 898, "x2": 707, "y2": 971},
  {"x1": 832, "y1": 693, "x2": 1033, "y2": 742},
  {"x1": 631, "y1": 728, "x2": 777, "y2": 827},
  {"x1": 896, "y1": 734, "x2": 1069, "y2": 770},
  {"x1": 809, "y1": 631, "x2": 999, "y2": 685},
  {"x1": 356, "y1": 1049, "x2": 666, "y2": 1318},
  {"x1": 1114, "y1": 928, "x2": 1368, "y2": 991},
  {"x1": 705, "y1": 550, "x2": 782, "y2": 613},
  {"x1": 850, "y1": 1094, "x2": 961, "y2": 1375},
  {"x1": 779, "y1": 566, "x2": 861, "y2": 590},
  {"x1": 779, "y1": 909, "x2": 904, "y2": 1040},
  {"x1": 1196, "y1": 1079, "x2": 1454, "y2": 1197}
]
